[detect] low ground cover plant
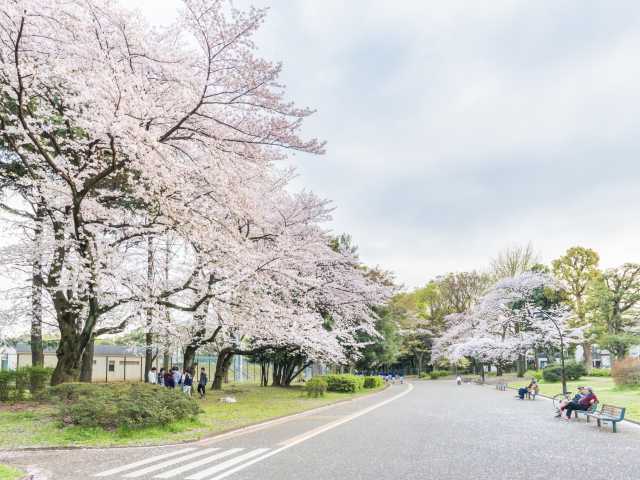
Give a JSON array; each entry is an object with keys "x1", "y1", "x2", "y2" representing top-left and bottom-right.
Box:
[
  {"x1": 363, "y1": 376, "x2": 383, "y2": 388},
  {"x1": 48, "y1": 383, "x2": 202, "y2": 430},
  {"x1": 305, "y1": 377, "x2": 328, "y2": 397},
  {"x1": 324, "y1": 374, "x2": 365, "y2": 393},
  {"x1": 542, "y1": 362, "x2": 586, "y2": 382}
]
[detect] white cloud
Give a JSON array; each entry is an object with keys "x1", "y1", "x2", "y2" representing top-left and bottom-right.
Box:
[{"x1": 136, "y1": 0, "x2": 640, "y2": 287}]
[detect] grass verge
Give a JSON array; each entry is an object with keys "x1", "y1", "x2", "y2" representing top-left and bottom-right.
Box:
[
  {"x1": 0, "y1": 383, "x2": 383, "y2": 449},
  {"x1": 508, "y1": 376, "x2": 640, "y2": 420},
  {"x1": 0, "y1": 464, "x2": 25, "y2": 480}
]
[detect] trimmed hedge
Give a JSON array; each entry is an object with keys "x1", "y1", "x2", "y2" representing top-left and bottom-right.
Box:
[
  {"x1": 590, "y1": 368, "x2": 611, "y2": 377},
  {"x1": 48, "y1": 383, "x2": 202, "y2": 430},
  {"x1": 0, "y1": 367, "x2": 53, "y2": 402},
  {"x1": 542, "y1": 362, "x2": 586, "y2": 382},
  {"x1": 524, "y1": 370, "x2": 543, "y2": 381},
  {"x1": 305, "y1": 377, "x2": 328, "y2": 397},
  {"x1": 324, "y1": 374, "x2": 364, "y2": 393},
  {"x1": 363, "y1": 376, "x2": 383, "y2": 389},
  {"x1": 429, "y1": 370, "x2": 449, "y2": 380}
]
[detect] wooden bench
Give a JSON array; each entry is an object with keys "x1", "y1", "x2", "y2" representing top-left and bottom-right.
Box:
[
  {"x1": 496, "y1": 383, "x2": 507, "y2": 391},
  {"x1": 573, "y1": 401, "x2": 598, "y2": 421},
  {"x1": 587, "y1": 404, "x2": 626, "y2": 433}
]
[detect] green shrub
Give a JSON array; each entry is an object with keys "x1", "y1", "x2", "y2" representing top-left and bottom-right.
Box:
[
  {"x1": 429, "y1": 370, "x2": 449, "y2": 380},
  {"x1": 524, "y1": 370, "x2": 543, "y2": 381},
  {"x1": 363, "y1": 376, "x2": 383, "y2": 388},
  {"x1": 612, "y1": 358, "x2": 640, "y2": 386},
  {"x1": 13, "y1": 369, "x2": 29, "y2": 401},
  {"x1": 590, "y1": 368, "x2": 611, "y2": 377},
  {"x1": 418, "y1": 372, "x2": 429, "y2": 379},
  {"x1": 0, "y1": 371, "x2": 15, "y2": 402},
  {"x1": 324, "y1": 374, "x2": 364, "y2": 393},
  {"x1": 305, "y1": 377, "x2": 328, "y2": 397},
  {"x1": 48, "y1": 383, "x2": 202, "y2": 430},
  {"x1": 27, "y1": 366, "x2": 54, "y2": 398},
  {"x1": 542, "y1": 362, "x2": 586, "y2": 382}
]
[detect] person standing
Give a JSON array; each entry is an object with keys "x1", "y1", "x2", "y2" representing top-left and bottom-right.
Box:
[
  {"x1": 197, "y1": 368, "x2": 208, "y2": 399},
  {"x1": 147, "y1": 366, "x2": 157, "y2": 384},
  {"x1": 158, "y1": 368, "x2": 165, "y2": 386},
  {"x1": 164, "y1": 369, "x2": 175, "y2": 388},
  {"x1": 172, "y1": 366, "x2": 182, "y2": 387},
  {"x1": 182, "y1": 370, "x2": 193, "y2": 396}
]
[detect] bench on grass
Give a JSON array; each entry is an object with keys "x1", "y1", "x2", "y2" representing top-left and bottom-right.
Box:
[
  {"x1": 587, "y1": 404, "x2": 626, "y2": 433},
  {"x1": 496, "y1": 383, "x2": 507, "y2": 391},
  {"x1": 573, "y1": 401, "x2": 598, "y2": 421}
]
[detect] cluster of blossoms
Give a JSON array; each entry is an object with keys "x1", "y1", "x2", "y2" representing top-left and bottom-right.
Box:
[
  {"x1": 432, "y1": 272, "x2": 580, "y2": 367},
  {"x1": 0, "y1": 0, "x2": 391, "y2": 383}
]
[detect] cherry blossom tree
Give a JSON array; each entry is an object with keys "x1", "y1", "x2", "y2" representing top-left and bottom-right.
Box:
[{"x1": 0, "y1": 0, "x2": 324, "y2": 384}]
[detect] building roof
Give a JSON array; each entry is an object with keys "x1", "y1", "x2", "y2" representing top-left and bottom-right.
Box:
[{"x1": 13, "y1": 342, "x2": 144, "y2": 356}]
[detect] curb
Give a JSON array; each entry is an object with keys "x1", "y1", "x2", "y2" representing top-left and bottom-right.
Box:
[{"x1": 0, "y1": 385, "x2": 392, "y2": 453}]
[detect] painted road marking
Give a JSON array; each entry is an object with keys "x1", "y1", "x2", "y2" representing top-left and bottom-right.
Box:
[
  {"x1": 185, "y1": 449, "x2": 270, "y2": 480},
  {"x1": 122, "y1": 448, "x2": 220, "y2": 478},
  {"x1": 153, "y1": 449, "x2": 245, "y2": 479},
  {"x1": 206, "y1": 383, "x2": 414, "y2": 480},
  {"x1": 94, "y1": 448, "x2": 197, "y2": 477}
]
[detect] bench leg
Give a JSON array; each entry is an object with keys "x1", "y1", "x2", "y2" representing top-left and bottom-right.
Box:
[
  {"x1": 587, "y1": 415, "x2": 590, "y2": 423},
  {"x1": 613, "y1": 422, "x2": 617, "y2": 433},
  {"x1": 597, "y1": 419, "x2": 601, "y2": 428}
]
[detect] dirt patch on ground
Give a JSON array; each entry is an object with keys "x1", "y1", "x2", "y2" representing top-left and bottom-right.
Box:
[{"x1": 0, "y1": 402, "x2": 46, "y2": 413}]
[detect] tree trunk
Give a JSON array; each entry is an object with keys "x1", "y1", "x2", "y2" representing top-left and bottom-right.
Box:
[
  {"x1": 183, "y1": 344, "x2": 198, "y2": 374},
  {"x1": 496, "y1": 363, "x2": 503, "y2": 377},
  {"x1": 517, "y1": 354, "x2": 526, "y2": 377},
  {"x1": 260, "y1": 362, "x2": 269, "y2": 387},
  {"x1": 30, "y1": 204, "x2": 45, "y2": 367},
  {"x1": 163, "y1": 351, "x2": 170, "y2": 370},
  {"x1": 144, "y1": 236, "x2": 154, "y2": 383},
  {"x1": 582, "y1": 341, "x2": 592, "y2": 372},
  {"x1": 79, "y1": 336, "x2": 95, "y2": 382},
  {"x1": 51, "y1": 331, "x2": 85, "y2": 385},
  {"x1": 212, "y1": 349, "x2": 233, "y2": 390}
]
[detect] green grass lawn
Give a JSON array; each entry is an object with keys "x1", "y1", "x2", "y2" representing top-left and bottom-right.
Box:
[
  {"x1": 0, "y1": 464, "x2": 25, "y2": 480},
  {"x1": 508, "y1": 376, "x2": 640, "y2": 420},
  {"x1": 0, "y1": 383, "x2": 383, "y2": 449}
]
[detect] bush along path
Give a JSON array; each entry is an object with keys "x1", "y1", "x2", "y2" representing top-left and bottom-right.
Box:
[{"x1": 0, "y1": 379, "x2": 386, "y2": 450}]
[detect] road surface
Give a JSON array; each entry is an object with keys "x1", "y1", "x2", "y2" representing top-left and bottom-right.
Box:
[{"x1": 3, "y1": 381, "x2": 640, "y2": 480}]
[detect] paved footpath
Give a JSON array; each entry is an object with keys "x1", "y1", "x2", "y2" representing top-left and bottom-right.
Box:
[{"x1": 3, "y1": 381, "x2": 640, "y2": 480}]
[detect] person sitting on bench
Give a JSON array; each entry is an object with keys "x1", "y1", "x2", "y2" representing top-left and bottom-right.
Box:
[
  {"x1": 563, "y1": 387, "x2": 598, "y2": 420},
  {"x1": 555, "y1": 386, "x2": 586, "y2": 417},
  {"x1": 518, "y1": 378, "x2": 538, "y2": 400}
]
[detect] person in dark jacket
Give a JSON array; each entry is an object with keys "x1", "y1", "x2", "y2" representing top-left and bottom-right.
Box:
[
  {"x1": 198, "y1": 368, "x2": 208, "y2": 399},
  {"x1": 564, "y1": 387, "x2": 598, "y2": 420},
  {"x1": 164, "y1": 370, "x2": 175, "y2": 388}
]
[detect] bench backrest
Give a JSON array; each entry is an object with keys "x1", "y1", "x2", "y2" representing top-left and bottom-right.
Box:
[{"x1": 601, "y1": 404, "x2": 625, "y2": 420}]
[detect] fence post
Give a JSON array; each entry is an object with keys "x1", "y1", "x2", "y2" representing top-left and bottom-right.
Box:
[
  {"x1": 124, "y1": 353, "x2": 127, "y2": 382},
  {"x1": 105, "y1": 356, "x2": 109, "y2": 383}
]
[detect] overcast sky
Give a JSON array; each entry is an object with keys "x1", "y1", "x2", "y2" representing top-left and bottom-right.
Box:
[{"x1": 136, "y1": 0, "x2": 640, "y2": 288}]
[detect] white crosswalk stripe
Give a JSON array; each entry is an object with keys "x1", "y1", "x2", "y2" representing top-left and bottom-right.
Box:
[
  {"x1": 185, "y1": 449, "x2": 270, "y2": 480},
  {"x1": 94, "y1": 448, "x2": 197, "y2": 477},
  {"x1": 122, "y1": 448, "x2": 221, "y2": 478},
  {"x1": 153, "y1": 448, "x2": 245, "y2": 479},
  {"x1": 93, "y1": 447, "x2": 271, "y2": 479}
]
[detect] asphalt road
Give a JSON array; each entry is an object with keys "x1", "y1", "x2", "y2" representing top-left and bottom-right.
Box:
[{"x1": 4, "y1": 381, "x2": 640, "y2": 480}]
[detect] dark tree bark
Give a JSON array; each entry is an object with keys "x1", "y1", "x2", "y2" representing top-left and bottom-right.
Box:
[
  {"x1": 144, "y1": 236, "x2": 154, "y2": 383},
  {"x1": 212, "y1": 349, "x2": 234, "y2": 390},
  {"x1": 79, "y1": 336, "x2": 95, "y2": 382},
  {"x1": 30, "y1": 202, "x2": 45, "y2": 367}
]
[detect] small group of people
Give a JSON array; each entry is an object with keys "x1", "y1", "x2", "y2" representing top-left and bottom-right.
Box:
[
  {"x1": 147, "y1": 366, "x2": 209, "y2": 399},
  {"x1": 517, "y1": 378, "x2": 540, "y2": 400},
  {"x1": 555, "y1": 385, "x2": 598, "y2": 420}
]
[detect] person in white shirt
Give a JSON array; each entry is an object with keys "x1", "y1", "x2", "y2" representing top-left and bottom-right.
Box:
[{"x1": 147, "y1": 366, "x2": 158, "y2": 384}]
